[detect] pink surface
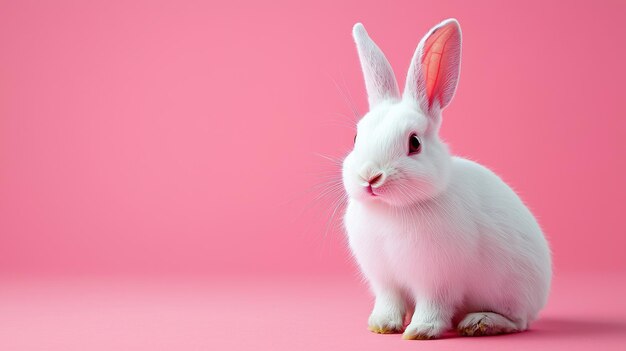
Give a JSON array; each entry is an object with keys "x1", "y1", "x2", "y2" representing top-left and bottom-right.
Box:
[
  {"x1": 1, "y1": 0, "x2": 625, "y2": 350},
  {"x1": 1, "y1": 273, "x2": 625, "y2": 350}
]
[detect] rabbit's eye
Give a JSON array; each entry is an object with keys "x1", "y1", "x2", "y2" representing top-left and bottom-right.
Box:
[
  {"x1": 354, "y1": 133, "x2": 357, "y2": 144},
  {"x1": 409, "y1": 134, "x2": 421, "y2": 155}
]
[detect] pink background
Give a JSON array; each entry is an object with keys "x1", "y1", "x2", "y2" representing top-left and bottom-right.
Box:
[{"x1": 1, "y1": 0, "x2": 625, "y2": 350}]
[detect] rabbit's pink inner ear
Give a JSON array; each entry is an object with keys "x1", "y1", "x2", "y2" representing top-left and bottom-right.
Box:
[{"x1": 421, "y1": 23, "x2": 460, "y2": 109}]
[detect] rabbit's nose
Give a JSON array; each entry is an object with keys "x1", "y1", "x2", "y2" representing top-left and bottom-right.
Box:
[
  {"x1": 359, "y1": 171, "x2": 385, "y2": 189},
  {"x1": 367, "y1": 173, "x2": 384, "y2": 186},
  {"x1": 358, "y1": 163, "x2": 386, "y2": 187}
]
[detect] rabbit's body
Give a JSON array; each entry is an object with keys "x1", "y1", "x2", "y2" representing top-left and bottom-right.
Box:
[
  {"x1": 345, "y1": 156, "x2": 551, "y2": 337},
  {"x1": 342, "y1": 20, "x2": 551, "y2": 339}
]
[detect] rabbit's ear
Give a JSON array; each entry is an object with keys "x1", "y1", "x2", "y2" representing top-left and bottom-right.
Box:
[
  {"x1": 353, "y1": 23, "x2": 400, "y2": 109},
  {"x1": 404, "y1": 19, "x2": 461, "y2": 113}
]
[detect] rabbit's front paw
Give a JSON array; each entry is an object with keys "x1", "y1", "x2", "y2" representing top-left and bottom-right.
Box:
[
  {"x1": 402, "y1": 321, "x2": 446, "y2": 340},
  {"x1": 368, "y1": 311, "x2": 404, "y2": 334}
]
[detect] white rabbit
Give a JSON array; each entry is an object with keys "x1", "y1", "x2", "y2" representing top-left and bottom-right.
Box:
[{"x1": 342, "y1": 19, "x2": 552, "y2": 339}]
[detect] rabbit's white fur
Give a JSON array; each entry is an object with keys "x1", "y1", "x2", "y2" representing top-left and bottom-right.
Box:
[{"x1": 342, "y1": 20, "x2": 551, "y2": 339}]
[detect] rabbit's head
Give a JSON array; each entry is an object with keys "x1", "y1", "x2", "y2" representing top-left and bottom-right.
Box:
[{"x1": 343, "y1": 19, "x2": 462, "y2": 207}]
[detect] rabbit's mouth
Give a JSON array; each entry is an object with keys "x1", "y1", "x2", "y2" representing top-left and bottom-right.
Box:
[{"x1": 365, "y1": 185, "x2": 379, "y2": 197}]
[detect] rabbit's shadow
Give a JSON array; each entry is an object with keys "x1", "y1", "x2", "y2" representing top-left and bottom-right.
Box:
[
  {"x1": 525, "y1": 317, "x2": 626, "y2": 339},
  {"x1": 431, "y1": 317, "x2": 626, "y2": 340}
]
